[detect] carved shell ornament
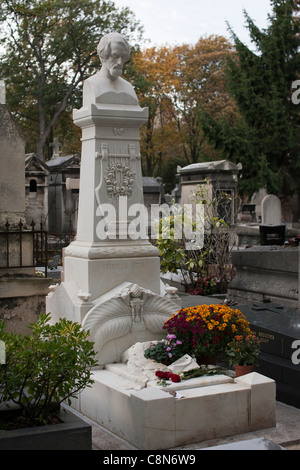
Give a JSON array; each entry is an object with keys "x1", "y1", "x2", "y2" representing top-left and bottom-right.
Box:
[
  {"x1": 105, "y1": 162, "x2": 135, "y2": 197},
  {"x1": 81, "y1": 283, "x2": 178, "y2": 359}
]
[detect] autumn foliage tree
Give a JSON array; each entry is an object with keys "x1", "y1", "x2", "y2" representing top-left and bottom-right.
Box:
[
  {"x1": 172, "y1": 36, "x2": 237, "y2": 164},
  {"x1": 128, "y1": 46, "x2": 183, "y2": 176},
  {"x1": 130, "y1": 36, "x2": 237, "y2": 179}
]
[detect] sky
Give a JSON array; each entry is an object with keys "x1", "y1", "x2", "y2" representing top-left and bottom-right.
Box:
[{"x1": 113, "y1": 0, "x2": 273, "y2": 48}]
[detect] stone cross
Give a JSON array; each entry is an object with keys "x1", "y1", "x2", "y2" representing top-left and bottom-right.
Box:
[{"x1": 50, "y1": 138, "x2": 62, "y2": 158}]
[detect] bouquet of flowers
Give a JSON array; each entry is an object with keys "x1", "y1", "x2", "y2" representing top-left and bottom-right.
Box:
[
  {"x1": 163, "y1": 304, "x2": 251, "y2": 359},
  {"x1": 155, "y1": 370, "x2": 181, "y2": 385}
]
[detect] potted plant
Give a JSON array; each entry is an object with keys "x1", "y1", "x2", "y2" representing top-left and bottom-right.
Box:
[
  {"x1": 188, "y1": 275, "x2": 218, "y2": 296},
  {"x1": 0, "y1": 313, "x2": 97, "y2": 450},
  {"x1": 163, "y1": 304, "x2": 252, "y2": 365},
  {"x1": 144, "y1": 334, "x2": 184, "y2": 365},
  {"x1": 226, "y1": 333, "x2": 261, "y2": 377}
]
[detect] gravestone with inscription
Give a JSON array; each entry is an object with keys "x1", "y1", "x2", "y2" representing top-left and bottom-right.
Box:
[
  {"x1": 46, "y1": 33, "x2": 179, "y2": 365},
  {"x1": 239, "y1": 302, "x2": 300, "y2": 408}
]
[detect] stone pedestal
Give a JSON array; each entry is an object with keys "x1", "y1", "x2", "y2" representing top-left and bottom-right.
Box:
[{"x1": 62, "y1": 103, "x2": 162, "y2": 301}]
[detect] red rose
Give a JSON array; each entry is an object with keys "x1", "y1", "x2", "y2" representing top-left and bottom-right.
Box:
[
  {"x1": 164, "y1": 372, "x2": 172, "y2": 380},
  {"x1": 171, "y1": 374, "x2": 181, "y2": 383},
  {"x1": 155, "y1": 371, "x2": 166, "y2": 379}
]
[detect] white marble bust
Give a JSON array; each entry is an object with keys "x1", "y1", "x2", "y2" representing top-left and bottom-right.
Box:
[{"x1": 83, "y1": 32, "x2": 138, "y2": 106}]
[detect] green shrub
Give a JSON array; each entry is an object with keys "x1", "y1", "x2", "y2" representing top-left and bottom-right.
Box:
[{"x1": 0, "y1": 313, "x2": 97, "y2": 427}]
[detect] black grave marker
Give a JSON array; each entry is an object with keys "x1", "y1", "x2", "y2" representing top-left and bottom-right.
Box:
[{"x1": 238, "y1": 302, "x2": 300, "y2": 408}]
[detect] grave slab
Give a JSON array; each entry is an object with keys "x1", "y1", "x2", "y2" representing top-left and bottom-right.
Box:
[{"x1": 73, "y1": 369, "x2": 276, "y2": 450}]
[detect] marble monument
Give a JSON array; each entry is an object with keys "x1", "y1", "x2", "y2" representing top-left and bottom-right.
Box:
[
  {"x1": 46, "y1": 34, "x2": 276, "y2": 449},
  {"x1": 46, "y1": 32, "x2": 179, "y2": 365}
]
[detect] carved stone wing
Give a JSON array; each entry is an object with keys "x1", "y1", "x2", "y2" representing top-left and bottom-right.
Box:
[
  {"x1": 143, "y1": 294, "x2": 179, "y2": 334},
  {"x1": 82, "y1": 297, "x2": 132, "y2": 355}
]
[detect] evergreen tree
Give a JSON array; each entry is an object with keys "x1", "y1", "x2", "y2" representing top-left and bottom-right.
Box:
[{"x1": 199, "y1": 0, "x2": 300, "y2": 199}]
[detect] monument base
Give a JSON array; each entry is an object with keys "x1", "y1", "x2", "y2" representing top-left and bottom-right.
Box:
[
  {"x1": 72, "y1": 368, "x2": 276, "y2": 450},
  {"x1": 63, "y1": 252, "x2": 161, "y2": 301}
]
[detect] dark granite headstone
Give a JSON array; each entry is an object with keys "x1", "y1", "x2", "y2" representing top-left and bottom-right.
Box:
[
  {"x1": 239, "y1": 302, "x2": 300, "y2": 408},
  {"x1": 259, "y1": 225, "x2": 286, "y2": 245}
]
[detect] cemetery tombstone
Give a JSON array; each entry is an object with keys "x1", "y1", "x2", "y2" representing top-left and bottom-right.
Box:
[
  {"x1": 47, "y1": 154, "x2": 81, "y2": 235},
  {"x1": 177, "y1": 160, "x2": 241, "y2": 225},
  {"x1": 0, "y1": 81, "x2": 5, "y2": 105},
  {"x1": 261, "y1": 194, "x2": 282, "y2": 225},
  {"x1": 0, "y1": 340, "x2": 5, "y2": 364},
  {"x1": 0, "y1": 98, "x2": 26, "y2": 229},
  {"x1": 260, "y1": 195, "x2": 285, "y2": 245},
  {"x1": 46, "y1": 32, "x2": 179, "y2": 365},
  {"x1": 239, "y1": 302, "x2": 300, "y2": 408},
  {"x1": 25, "y1": 154, "x2": 49, "y2": 230},
  {"x1": 0, "y1": 89, "x2": 52, "y2": 334}
]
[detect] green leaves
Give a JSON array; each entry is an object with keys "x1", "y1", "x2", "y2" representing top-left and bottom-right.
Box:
[
  {"x1": 154, "y1": 181, "x2": 231, "y2": 293},
  {"x1": 0, "y1": 313, "x2": 97, "y2": 424},
  {"x1": 199, "y1": 0, "x2": 300, "y2": 198}
]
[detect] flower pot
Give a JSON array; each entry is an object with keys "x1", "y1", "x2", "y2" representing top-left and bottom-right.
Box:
[
  {"x1": 234, "y1": 364, "x2": 254, "y2": 378},
  {"x1": 160, "y1": 359, "x2": 172, "y2": 366},
  {"x1": 196, "y1": 355, "x2": 218, "y2": 366},
  {"x1": 0, "y1": 406, "x2": 91, "y2": 450}
]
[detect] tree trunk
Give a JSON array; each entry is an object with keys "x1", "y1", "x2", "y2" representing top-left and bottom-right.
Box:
[
  {"x1": 36, "y1": 83, "x2": 77, "y2": 161},
  {"x1": 37, "y1": 108, "x2": 46, "y2": 160}
]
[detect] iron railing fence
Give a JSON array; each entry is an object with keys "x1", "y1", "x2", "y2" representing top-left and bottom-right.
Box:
[{"x1": 0, "y1": 219, "x2": 48, "y2": 277}]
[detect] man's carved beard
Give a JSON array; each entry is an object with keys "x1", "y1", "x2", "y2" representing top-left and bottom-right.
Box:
[{"x1": 109, "y1": 65, "x2": 122, "y2": 78}]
